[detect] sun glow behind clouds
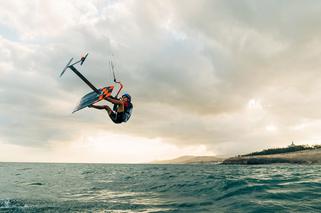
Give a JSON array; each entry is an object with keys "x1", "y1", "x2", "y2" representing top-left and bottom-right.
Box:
[
  {"x1": 60, "y1": 132, "x2": 215, "y2": 163},
  {"x1": 265, "y1": 124, "x2": 278, "y2": 132},
  {"x1": 0, "y1": 133, "x2": 215, "y2": 163},
  {"x1": 247, "y1": 98, "x2": 262, "y2": 110}
]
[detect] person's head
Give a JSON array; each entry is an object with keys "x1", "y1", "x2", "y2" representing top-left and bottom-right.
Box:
[{"x1": 122, "y1": 93, "x2": 131, "y2": 102}]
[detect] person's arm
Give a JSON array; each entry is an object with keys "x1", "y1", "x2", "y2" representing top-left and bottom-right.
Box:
[{"x1": 105, "y1": 96, "x2": 124, "y2": 106}]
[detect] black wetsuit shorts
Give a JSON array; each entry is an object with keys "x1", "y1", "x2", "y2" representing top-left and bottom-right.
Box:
[{"x1": 109, "y1": 111, "x2": 125, "y2": 124}]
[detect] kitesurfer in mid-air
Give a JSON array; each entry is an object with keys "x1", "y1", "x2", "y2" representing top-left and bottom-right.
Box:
[{"x1": 89, "y1": 93, "x2": 133, "y2": 124}]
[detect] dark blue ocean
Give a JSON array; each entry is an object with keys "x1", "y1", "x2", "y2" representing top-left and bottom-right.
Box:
[{"x1": 0, "y1": 163, "x2": 320, "y2": 212}]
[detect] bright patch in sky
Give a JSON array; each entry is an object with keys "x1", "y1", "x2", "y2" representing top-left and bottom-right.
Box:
[
  {"x1": 265, "y1": 124, "x2": 277, "y2": 132},
  {"x1": 56, "y1": 132, "x2": 215, "y2": 163},
  {"x1": 247, "y1": 99, "x2": 262, "y2": 110}
]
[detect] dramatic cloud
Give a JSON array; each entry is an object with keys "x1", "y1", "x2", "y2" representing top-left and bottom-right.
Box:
[{"x1": 1, "y1": 0, "x2": 321, "y2": 162}]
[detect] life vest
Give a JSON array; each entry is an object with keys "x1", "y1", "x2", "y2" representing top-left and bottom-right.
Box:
[{"x1": 123, "y1": 102, "x2": 133, "y2": 122}]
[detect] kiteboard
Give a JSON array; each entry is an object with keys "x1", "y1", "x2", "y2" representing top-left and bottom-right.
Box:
[
  {"x1": 72, "y1": 86, "x2": 114, "y2": 113},
  {"x1": 60, "y1": 53, "x2": 122, "y2": 113}
]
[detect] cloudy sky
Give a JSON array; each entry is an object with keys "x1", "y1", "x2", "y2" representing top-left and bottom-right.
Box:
[{"x1": 1, "y1": 0, "x2": 321, "y2": 163}]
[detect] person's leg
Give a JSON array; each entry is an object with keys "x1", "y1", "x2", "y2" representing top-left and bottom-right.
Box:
[
  {"x1": 104, "y1": 105, "x2": 113, "y2": 115},
  {"x1": 89, "y1": 104, "x2": 119, "y2": 123},
  {"x1": 90, "y1": 104, "x2": 114, "y2": 116},
  {"x1": 89, "y1": 104, "x2": 108, "y2": 110},
  {"x1": 108, "y1": 110, "x2": 119, "y2": 123}
]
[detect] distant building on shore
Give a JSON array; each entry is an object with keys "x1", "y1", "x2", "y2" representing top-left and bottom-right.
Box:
[{"x1": 288, "y1": 141, "x2": 296, "y2": 147}]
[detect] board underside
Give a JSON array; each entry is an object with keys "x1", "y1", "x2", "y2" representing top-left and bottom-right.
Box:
[{"x1": 73, "y1": 86, "x2": 113, "y2": 113}]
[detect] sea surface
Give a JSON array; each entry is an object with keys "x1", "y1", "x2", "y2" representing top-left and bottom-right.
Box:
[{"x1": 0, "y1": 163, "x2": 320, "y2": 212}]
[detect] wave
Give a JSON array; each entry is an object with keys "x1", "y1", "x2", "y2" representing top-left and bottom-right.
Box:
[
  {"x1": 0, "y1": 199, "x2": 27, "y2": 209},
  {"x1": 28, "y1": 182, "x2": 44, "y2": 186}
]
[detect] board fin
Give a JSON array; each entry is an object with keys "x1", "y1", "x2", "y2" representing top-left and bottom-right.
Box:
[{"x1": 60, "y1": 58, "x2": 73, "y2": 77}]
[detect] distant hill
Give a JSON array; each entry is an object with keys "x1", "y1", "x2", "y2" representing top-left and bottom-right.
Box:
[
  {"x1": 152, "y1": 156, "x2": 224, "y2": 164},
  {"x1": 223, "y1": 148, "x2": 321, "y2": 165},
  {"x1": 243, "y1": 144, "x2": 321, "y2": 156}
]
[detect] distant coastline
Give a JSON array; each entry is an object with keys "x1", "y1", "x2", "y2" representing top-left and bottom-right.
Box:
[
  {"x1": 153, "y1": 144, "x2": 321, "y2": 165},
  {"x1": 151, "y1": 156, "x2": 224, "y2": 164},
  {"x1": 223, "y1": 147, "x2": 321, "y2": 165}
]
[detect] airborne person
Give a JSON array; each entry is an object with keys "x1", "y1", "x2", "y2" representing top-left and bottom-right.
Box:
[
  {"x1": 89, "y1": 93, "x2": 133, "y2": 124},
  {"x1": 60, "y1": 53, "x2": 133, "y2": 124}
]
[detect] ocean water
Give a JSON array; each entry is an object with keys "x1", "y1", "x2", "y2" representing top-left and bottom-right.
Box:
[{"x1": 0, "y1": 163, "x2": 320, "y2": 212}]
